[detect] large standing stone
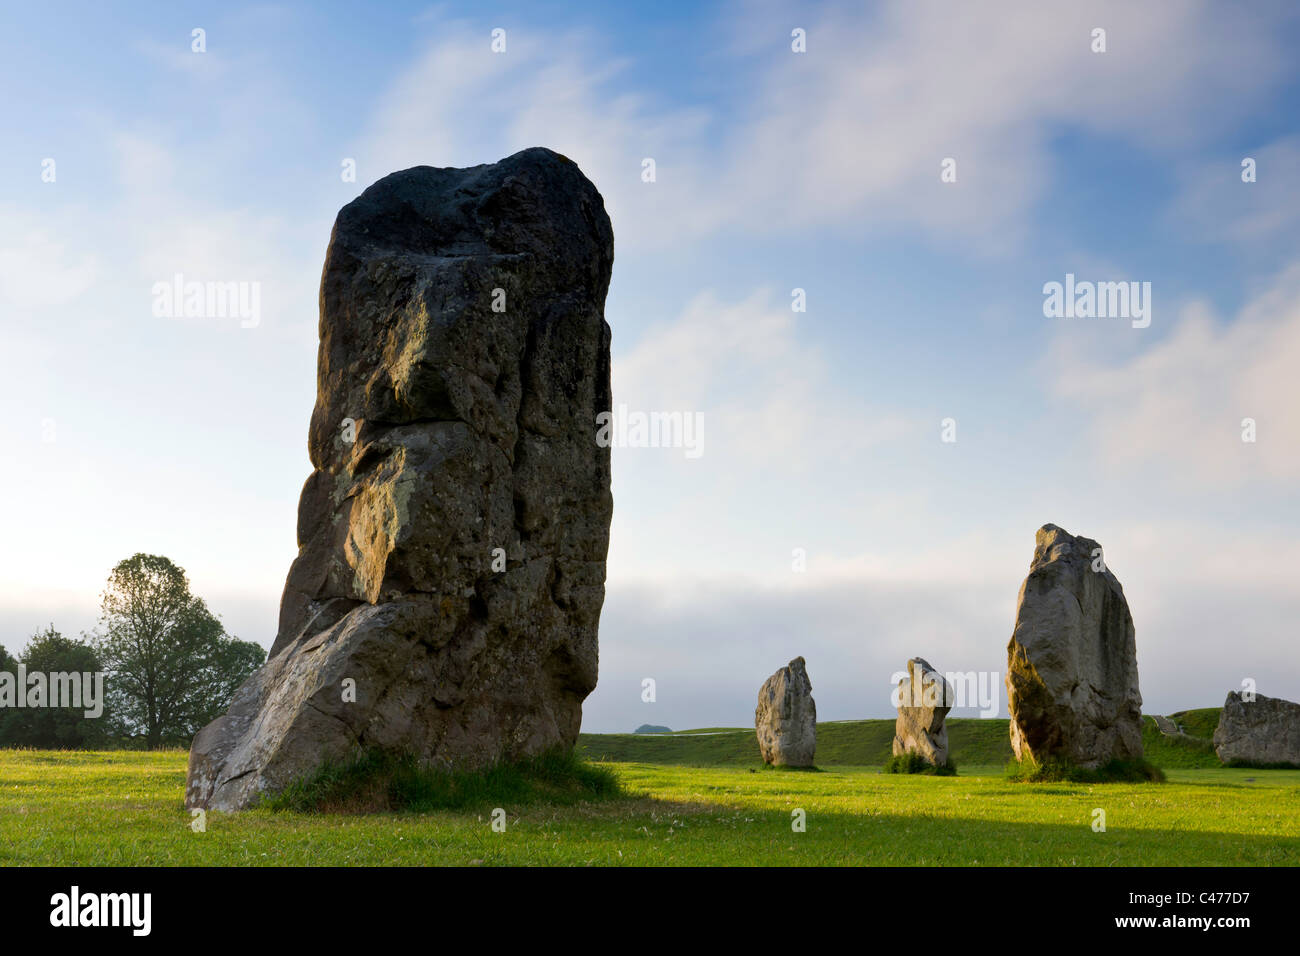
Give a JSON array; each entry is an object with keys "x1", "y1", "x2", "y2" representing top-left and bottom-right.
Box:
[
  {"x1": 187, "y1": 147, "x2": 614, "y2": 811},
  {"x1": 1005, "y1": 524, "x2": 1143, "y2": 768},
  {"x1": 755, "y1": 657, "x2": 816, "y2": 767},
  {"x1": 892, "y1": 657, "x2": 953, "y2": 766},
  {"x1": 1213, "y1": 692, "x2": 1300, "y2": 767}
]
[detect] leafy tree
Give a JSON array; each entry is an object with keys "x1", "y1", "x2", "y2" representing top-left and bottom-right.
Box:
[
  {"x1": 94, "y1": 554, "x2": 265, "y2": 748},
  {"x1": 0, "y1": 626, "x2": 106, "y2": 749},
  {"x1": 0, "y1": 644, "x2": 15, "y2": 746}
]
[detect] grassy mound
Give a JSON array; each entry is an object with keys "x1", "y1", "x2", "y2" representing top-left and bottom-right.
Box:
[
  {"x1": 577, "y1": 718, "x2": 1013, "y2": 767},
  {"x1": 1168, "y1": 707, "x2": 1222, "y2": 739},
  {"x1": 884, "y1": 752, "x2": 957, "y2": 776},
  {"x1": 576, "y1": 713, "x2": 1225, "y2": 771},
  {"x1": 264, "y1": 747, "x2": 623, "y2": 814},
  {"x1": 1140, "y1": 716, "x2": 1220, "y2": 768},
  {"x1": 1006, "y1": 754, "x2": 1166, "y2": 783}
]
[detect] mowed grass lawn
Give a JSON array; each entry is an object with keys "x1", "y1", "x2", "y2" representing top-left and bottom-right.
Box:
[{"x1": 1, "y1": 743, "x2": 1297, "y2": 866}]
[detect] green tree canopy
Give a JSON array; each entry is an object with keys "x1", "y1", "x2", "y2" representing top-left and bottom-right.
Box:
[
  {"x1": 94, "y1": 554, "x2": 265, "y2": 748},
  {"x1": 0, "y1": 626, "x2": 106, "y2": 749}
]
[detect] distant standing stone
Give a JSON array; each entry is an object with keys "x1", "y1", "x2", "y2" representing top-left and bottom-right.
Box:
[
  {"x1": 755, "y1": 657, "x2": 816, "y2": 767},
  {"x1": 892, "y1": 657, "x2": 954, "y2": 766},
  {"x1": 1005, "y1": 524, "x2": 1144, "y2": 769},
  {"x1": 1213, "y1": 691, "x2": 1300, "y2": 767}
]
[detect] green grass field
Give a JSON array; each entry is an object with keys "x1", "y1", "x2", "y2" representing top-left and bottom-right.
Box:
[{"x1": 1, "y1": 714, "x2": 1295, "y2": 866}]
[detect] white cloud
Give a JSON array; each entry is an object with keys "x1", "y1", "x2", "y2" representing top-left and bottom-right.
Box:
[
  {"x1": 587, "y1": 512, "x2": 1300, "y2": 731},
  {"x1": 604, "y1": 287, "x2": 913, "y2": 584},
  {"x1": 0, "y1": 208, "x2": 101, "y2": 312},
  {"x1": 361, "y1": 1, "x2": 1289, "y2": 250},
  {"x1": 107, "y1": 130, "x2": 322, "y2": 341},
  {"x1": 615, "y1": 288, "x2": 909, "y2": 468},
  {"x1": 1172, "y1": 135, "x2": 1300, "y2": 246},
  {"x1": 361, "y1": 21, "x2": 717, "y2": 250},
  {"x1": 717, "y1": 0, "x2": 1288, "y2": 242},
  {"x1": 1052, "y1": 262, "x2": 1300, "y2": 484}
]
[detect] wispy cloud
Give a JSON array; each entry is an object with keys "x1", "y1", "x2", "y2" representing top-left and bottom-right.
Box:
[
  {"x1": 362, "y1": 1, "x2": 1291, "y2": 251},
  {"x1": 1052, "y1": 261, "x2": 1300, "y2": 485}
]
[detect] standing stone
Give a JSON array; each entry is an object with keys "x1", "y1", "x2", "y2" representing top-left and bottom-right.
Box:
[
  {"x1": 1005, "y1": 524, "x2": 1143, "y2": 768},
  {"x1": 755, "y1": 657, "x2": 816, "y2": 767},
  {"x1": 892, "y1": 657, "x2": 953, "y2": 766},
  {"x1": 1213, "y1": 692, "x2": 1300, "y2": 767},
  {"x1": 186, "y1": 147, "x2": 614, "y2": 811}
]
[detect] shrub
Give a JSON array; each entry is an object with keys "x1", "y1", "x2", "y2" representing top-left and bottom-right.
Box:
[
  {"x1": 884, "y1": 752, "x2": 957, "y2": 776},
  {"x1": 264, "y1": 747, "x2": 623, "y2": 814},
  {"x1": 1006, "y1": 754, "x2": 1165, "y2": 783}
]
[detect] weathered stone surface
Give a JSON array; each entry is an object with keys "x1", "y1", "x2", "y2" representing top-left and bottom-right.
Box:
[
  {"x1": 1213, "y1": 692, "x2": 1300, "y2": 767},
  {"x1": 755, "y1": 657, "x2": 816, "y2": 767},
  {"x1": 892, "y1": 657, "x2": 953, "y2": 766},
  {"x1": 187, "y1": 147, "x2": 614, "y2": 811},
  {"x1": 1005, "y1": 523, "x2": 1143, "y2": 768}
]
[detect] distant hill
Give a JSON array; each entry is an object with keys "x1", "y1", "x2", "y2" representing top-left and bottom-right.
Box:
[
  {"x1": 580, "y1": 719, "x2": 1010, "y2": 767},
  {"x1": 579, "y1": 714, "x2": 1225, "y2": 769},
  {"x1": 632, "y1": 724, "x2": 672, "y2": 735}
]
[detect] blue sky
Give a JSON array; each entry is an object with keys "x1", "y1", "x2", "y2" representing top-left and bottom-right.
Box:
[{"x1": 3, "y1": 0, "x2": 1299, "y2": 732}]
